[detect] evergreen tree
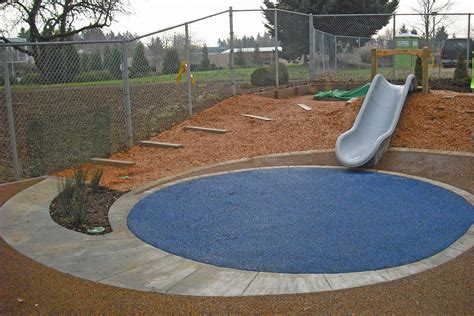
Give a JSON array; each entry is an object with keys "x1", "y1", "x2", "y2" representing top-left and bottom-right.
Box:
[
  {"x1": 90, "y1": 50, "x2": 103, "y2": 71},
  {"x1": 434, "y1": 26, "x2": 449, "y2": 42},
  {"x1": 252, "y1": 43, "x2": 263, "y2": 66},
  {"x1": 162, "y1": 47, "x2": 181, "y2": 74},
  {"x1": 414, "y1": 56, "x2": 423, "y2": 84},
  {"x1": 200, "y1": 44, "x2": 210, "y2": 71},
  {"x1": 130, "y1": 42, "x2": 150, "y2": 78},
  {"x1": 263, "y1": 0, "x2": 398, "y2": 62},
  {"x1": 103, "y1": 45, "x2": 122, "y2": 79},
  {"x1": 453, "y1": 51, "x2": 471, "y2": 86},
  {"x1": 235, "y1": 48, "x2": 247, "y2": 67},
  {"x1": 79, "y1": 53, "x2": 91, "y2": 72},
  {"x1": 399, "y1": 23, "x2": 409, "y2": 34}
]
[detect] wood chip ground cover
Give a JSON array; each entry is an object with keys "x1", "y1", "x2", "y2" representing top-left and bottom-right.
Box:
[{"x1": 55, "y1": 90, "x2": 473, "y2": 192}]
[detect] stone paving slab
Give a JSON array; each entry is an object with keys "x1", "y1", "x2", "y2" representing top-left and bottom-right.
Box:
[
  {"x1": 167, "y1": 266, "x2": 258, "y2": 296},
  {"x1": 243, "y1": 272, "x2": 331, "y2": 296},
  {"x1": 17, "y1": 237, "x2": 144, "y2": 264},
  {"x1": 53, "y1": 244, "x2": 168, "y2": 281},
  {"x1": 324, "y1": 271, "x2": 387, "y2": 290},
  {"x1": 101, "y1": 254, "x2": 202, "y2": 292}
]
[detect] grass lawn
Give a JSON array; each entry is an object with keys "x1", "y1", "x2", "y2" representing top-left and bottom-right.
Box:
[{"x1": 6, "y1": 64, "x2": 454, "y2": 90}]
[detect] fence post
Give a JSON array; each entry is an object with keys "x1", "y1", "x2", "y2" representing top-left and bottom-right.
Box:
[
  {"x1": 358, "y1": 37, "x2": 361, "y2": 70},
  {"x1": 467, "y1": 13, "x2": 471, "y2": 66},
  {"x1": 121, "y1": 41, "x2": 133, "y2": 149},
  {"x1": 334, "y1": 35, "x2": 338, "y2": 70},
  {"x1": 185, "y1": 23, "x2": 193, "y2": 116},
  {"x1": 392, "y1": 14, "x2": 396, "y2": 80},
  {"x1": 274, "y1": 9, "x2": 279, "y2": 86},
  {"x1": 229, "y1": 6, "x2": 236, "y2": 95},
  {"x1": 309, "y1": 13, "x2": 314, "y2": 79},
  {"x1": 2, "y1": 45, "x2": 21, "y2": 180},
  {"x1": 322, "y1": 33, "x2": 325, "y2": 72}
]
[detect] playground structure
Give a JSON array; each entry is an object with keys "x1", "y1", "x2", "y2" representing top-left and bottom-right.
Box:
[
  {"x1": 336, "y1": 74, "x2": 416, "y2": 168},
  {"x1": 371, "y1": 47, "x2": 431, "y2": 94}
]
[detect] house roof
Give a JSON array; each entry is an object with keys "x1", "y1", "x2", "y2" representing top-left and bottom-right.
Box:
[{"x1": 220, "y1": 46, "x2": 282, "y2": 54}]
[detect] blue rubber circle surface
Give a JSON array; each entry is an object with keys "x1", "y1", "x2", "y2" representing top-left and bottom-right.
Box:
[{"x1": 127, "y1": 168, "x2": 474, "y2": 273}]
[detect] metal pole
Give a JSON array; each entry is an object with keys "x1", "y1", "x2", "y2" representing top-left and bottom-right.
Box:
[
  {"x1": 229, "y1": 6, "x2": 235, "y2": 95},
  {"x1": 322, "y1": 33, "x2": 325, "y2": 72},
  {"x1": 121, "y1": 41, "x2": 133, "y2": 149},
  {"x1": 2, "y1": 46, "x2": 21, "y2": 180},
  {"x1": 334, "y1": 36, "x2": 338, "y2": 70},
  {"x1": 309, "y1": 14, "x2": 314, "y2": 79},
  {"x1": 467, "y1": 13, "x2": 471, "y2": 67},
  {"x1": 185, "y1": 23, "x2": 193, "y2": 117},
  {"x1": 358, "y1": 37, "x2": 361, "y2": 70},
  {"x1": 274, "y1": 9, "x2": 279, "y2": 86},
  {"x1": 392, "y1": 14, "x2": 396, "y2": 80}
]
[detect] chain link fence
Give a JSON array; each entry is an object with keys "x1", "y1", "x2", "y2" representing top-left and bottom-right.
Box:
[{"x1": 1, "y1": 9, "x2": 472, "y2": 182}]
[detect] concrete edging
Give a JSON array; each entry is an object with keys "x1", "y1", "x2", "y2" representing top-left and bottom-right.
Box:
[{"x1": 0, "y1": 149, "x2": 472, "y2": 297}]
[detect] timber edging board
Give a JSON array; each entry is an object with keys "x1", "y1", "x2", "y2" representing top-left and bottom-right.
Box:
[
  {"x1": 184, "y1": 126, "x2": 228, "y2": 134},
  {"x1": 90, "y1": 158, "x2": 135, "y2": 168},
  {"x1": 140, "y1": 141, "x2": 184, "y2": 148}
]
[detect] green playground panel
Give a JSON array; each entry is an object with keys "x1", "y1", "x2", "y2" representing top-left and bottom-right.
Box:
[{"x1": 314, "y1": 83, "x2": 371, "y2": 101}]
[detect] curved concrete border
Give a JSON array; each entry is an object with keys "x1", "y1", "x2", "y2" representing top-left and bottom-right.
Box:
[{"x1": 0, "y1": 149, "x2": 473, "y2": 296}]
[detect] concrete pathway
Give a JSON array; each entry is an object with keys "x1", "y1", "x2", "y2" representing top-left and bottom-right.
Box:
[{"x1": 0, "y1": 166, "x2": 473, "y2": 296}]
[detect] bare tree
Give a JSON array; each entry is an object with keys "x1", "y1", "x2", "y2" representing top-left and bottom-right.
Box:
[
  {"x1": 0, "y1": 0, "x2": 128, "y2": 83},
  {"x1": 0, "y1": 0, "x2": 128, "y2": 53},
  {"x1": 412, "y1": 0, "x2": 454, "y2": 41}
]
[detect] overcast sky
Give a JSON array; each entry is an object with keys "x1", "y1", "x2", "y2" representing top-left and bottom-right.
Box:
[
  {"x1": 108, "y1": 0, "x2": 473, "y2": 45},
  {"x1": 2, "y1": 0, "x2": 472, "y2": 45}
]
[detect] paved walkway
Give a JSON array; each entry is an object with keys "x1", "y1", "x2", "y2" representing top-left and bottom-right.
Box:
[{"x1": 0, "y1": 164, "x2": 473, "y2": 296}]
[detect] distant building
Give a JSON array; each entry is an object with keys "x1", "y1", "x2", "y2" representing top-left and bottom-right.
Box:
[{"x1": 209, "y1": 46, "x2": 284, "y2": 68}]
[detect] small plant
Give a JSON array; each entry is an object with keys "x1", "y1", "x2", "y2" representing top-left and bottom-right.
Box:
[
  {"x1": 414, "y1": 56, "x2": 422, "y2": 84},
  {"x1": 55, "y1": 168, "x2": 90, "y2": 226},
  {"x1": 453, "y1": 51, "x2": 471, "y2": 86},
  {"x1": 90, "y1": 169, "x2": 103, "y2": 193},
  {"x1": 73, "y1": 168, "x2": 88, "y2": 191}
]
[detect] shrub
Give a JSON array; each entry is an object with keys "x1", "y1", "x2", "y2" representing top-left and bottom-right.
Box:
[
  {"x1": 251, "y1": 63, "x2": 289, "y2": 87},
  {"x1": 76, "y1": 70, "x2": 114, "y2": 83},
  {"x1": 268, "y1": 62, "x2": 289, "y2": 85},
  {"x1": 453, "y1": 51, "x2": 471, "y2": 86},
  {"x1": 414, "y1": 56, "x2": 423, "y2": 84},
  {"x1": 19, "y1": 72, "x2": 42, "y2": 84},
  {"x1": 251, "y1": 67, "x2": 273, "y2": 87}
]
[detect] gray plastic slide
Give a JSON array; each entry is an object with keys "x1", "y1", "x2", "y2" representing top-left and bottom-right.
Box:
[{"x1": 335, "y1": 74, "x2": 415, "y2": 168}]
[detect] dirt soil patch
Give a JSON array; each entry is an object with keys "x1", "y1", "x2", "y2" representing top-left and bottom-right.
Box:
[{"x1": 49, "y1": 187, "x2": 124, "y2": 235}]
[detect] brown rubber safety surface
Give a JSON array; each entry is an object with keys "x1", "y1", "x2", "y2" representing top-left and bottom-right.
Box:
[{"x1": 0, "y1": 238, "x2": 473, "y2": 314}]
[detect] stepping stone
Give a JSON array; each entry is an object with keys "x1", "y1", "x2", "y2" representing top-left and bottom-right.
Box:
[
  {"x1": 184, "y1": 126, "x2": 228, "y2": 134},
  {"x1": 443, "y1": 95, "x2": 455, "y2": 99},
  {"x1": 241, "y1": 114, "x2": 272, "y2": 121},
  {"x1": 297, "y1": 103, "x2": 312, "y2": 111},
  {"x1": 90, "y1": 158, "x2": 135, "y2": 168},
  {"x1": 140, "y1": 141, "x2": 183, "y2": 149}
]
